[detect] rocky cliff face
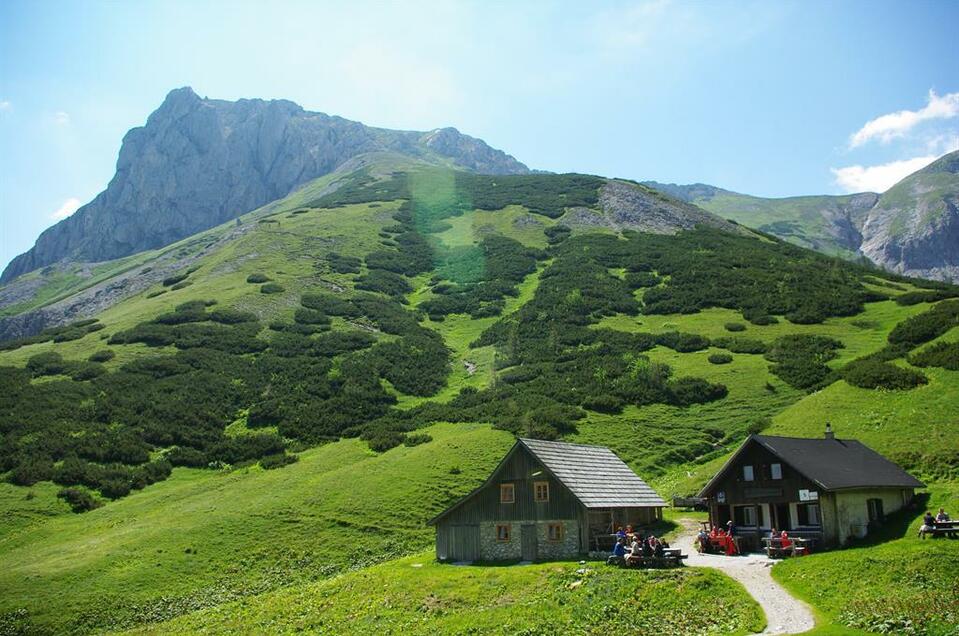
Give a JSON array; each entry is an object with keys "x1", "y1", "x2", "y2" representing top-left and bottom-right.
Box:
[
  {"x1": 645, "y1": 152, "x2": 959, "y2": 282},
  {"x1": 2, "y1": 87, "x2": 528, "y2": 283},
  {"x1": 860, "y1": 151, "x2": 959, "y2": 281}
]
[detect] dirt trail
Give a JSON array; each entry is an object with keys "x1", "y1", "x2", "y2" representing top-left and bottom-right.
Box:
[{"x1": 674, "y1": 519, "x2": 816, "y2": 635}]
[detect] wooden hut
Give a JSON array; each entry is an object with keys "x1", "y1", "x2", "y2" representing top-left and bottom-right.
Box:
[
  {"x1": 428, "y1": 438, "x2": 666, "y2": 562},
  {"x1": 698, "y1": 426, "x2": 925, "y2": 550}
]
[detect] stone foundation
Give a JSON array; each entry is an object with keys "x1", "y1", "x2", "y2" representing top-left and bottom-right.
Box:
[{"x1": 479, "y1": 519, "x2": 580, "y2": 561}]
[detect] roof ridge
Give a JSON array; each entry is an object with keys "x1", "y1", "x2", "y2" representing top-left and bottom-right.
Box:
[{"x1": 518, "y1": 437, "x2": 614, "y2": 451}]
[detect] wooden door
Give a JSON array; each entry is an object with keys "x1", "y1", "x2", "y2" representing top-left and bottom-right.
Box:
[
  {"x1": 449, "y1": 524, "x2": 480, "y2": 562},
  {"x1": 521, "y1": 524, "x2": 537, "y2": 561}
]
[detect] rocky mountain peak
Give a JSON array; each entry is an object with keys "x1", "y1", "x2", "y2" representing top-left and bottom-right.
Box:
[{"x1": 2, "y1": 92, "x2": 529, "y2": 283}]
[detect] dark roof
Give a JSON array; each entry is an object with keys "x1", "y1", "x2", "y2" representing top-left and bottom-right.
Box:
[
  {"x1": 519, "y1": 438, "x2": 666, "y2": 508},
  {"x1": 699, "y1": 434, "x2": 925, "y2": 497}
]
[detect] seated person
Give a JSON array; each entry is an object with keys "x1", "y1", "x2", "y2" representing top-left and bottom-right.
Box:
[
  {"x1": 649, "y1": 535, "x2": 665, "y2": 558},
  {"x1": 615, "y1": 526, "x2": 627, "y2": 541},
  {"x1": 769, "y1": 527, "x2": 778, "y2": 540},
  {"x1": 641, "y1": 536, "x2": 653, "y2": 557},
  {"x1": 919, "y1": 511, "x2": 936, "y2": 539},
  {"x1": 625, "y1": 538, "x2": 644, "y2": 565},
  {"x1": 607, "y1": 537, "x2": 627, "y2": 565},
  {"x1": 936, "y1": 507, "x2": 951, "y2": 523},
  {"x1": 780, "y1": 530, "x2": 792, "y2": 550},
  {"x1": 696, "y1": 529, "x2": 709, "y2": 553}
]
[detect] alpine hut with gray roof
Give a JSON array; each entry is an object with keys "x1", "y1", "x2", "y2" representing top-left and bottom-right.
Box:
[
  {"x1": 428, "y1": 438, "x2": 666, "y2": 562},
  {"x1": 698, "y1": 425, "x2": 925, "y2": 549}
]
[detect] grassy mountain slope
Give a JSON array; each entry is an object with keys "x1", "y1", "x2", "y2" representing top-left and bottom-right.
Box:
[
  {"x1": 644, "y1": 182, "x2": 876, "y2": 259},
  {"x1": 2, "y1": 160, "x2": 959, "y2": 634}
]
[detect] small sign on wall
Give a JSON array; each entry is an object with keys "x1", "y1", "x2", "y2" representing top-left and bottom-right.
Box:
[{"x1": 799, "y1": 489, "x2": 819, "y2": 502}]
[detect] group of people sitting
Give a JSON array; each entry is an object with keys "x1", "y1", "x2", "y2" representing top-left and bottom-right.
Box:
[
  {"x1": 918, "y1": 507, "x2": 952, "y2": 539},
  {"x1": 607, "y1": 525, "x2": 670, "y2": 566},
  {"x1": 695, "y1": 520, "x2": 740, "y2": 556}
]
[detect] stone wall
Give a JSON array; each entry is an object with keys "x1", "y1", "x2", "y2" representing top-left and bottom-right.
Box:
[{"x1": 479, "y1": 518, "x2": 580, "y2": 561}]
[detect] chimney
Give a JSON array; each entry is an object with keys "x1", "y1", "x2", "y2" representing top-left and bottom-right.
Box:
[{"x1": 824, "y1": 422, "x2": 835, "y2": 440}]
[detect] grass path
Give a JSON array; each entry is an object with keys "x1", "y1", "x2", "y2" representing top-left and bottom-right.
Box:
[{"x1": 673, "y1": 519, "x2": 815, "y2": 635}]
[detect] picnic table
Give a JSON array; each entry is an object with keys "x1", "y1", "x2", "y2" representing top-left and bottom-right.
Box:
[
  {"x1": 928, "y1": 520, "x2": 959, "y2": 538},
  {"x1": 623, "y1": 547, "x2": 688, "y2": 569},
  {"x1": 762, "y1": 536, "x2": 815, "y2": 558}
]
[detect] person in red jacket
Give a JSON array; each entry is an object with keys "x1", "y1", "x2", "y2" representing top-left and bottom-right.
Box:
[{"x1": 780, "y1": 530, "x2": 792, "y2": 550}]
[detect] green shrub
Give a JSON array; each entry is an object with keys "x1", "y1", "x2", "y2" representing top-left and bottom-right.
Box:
[
  {"x1": 246, "y1": 273, "x2": 272, "y2": 283},
  {"x1": 888, "y1": 300, "x2": 959, "y2": 346},
  {"x1": 9, "y1": 458, "x2": 54, "y2": 486},
  {"x1": 56, "y1": 487, "x2": 102, "y2": 513},
  {"x1": 713, "y1": 337, "x2": 766, "y2": 354},
  {"x1": 26, "y1": 352, "x2": 67, "y2": 376},
  {"x1": 260, "y1": 283, "x2": 285, "y2": 294},
  {"x1": 171, "y1": 281, "x2": 193, "y2": 290},
  {"x1": 209, "y1": 309, "x2": 257, "y2": 324},
  {"x1": 260, "y1": 453, "x2": 299, "y2": 469},
  {"x1": 724, "y1": 322, "x2": 746, "y2": 332},
  {"x1": 367, "y1": 431, "x2": 404, "y2": 453},
  {"x1": 403, "y1": 433, "x2": 433, "y2": 447},
  {"x1": 293, "y1": 308, "x2": 331, "y2": 325},
  {"x1": 88, "y1": 349, "x2": 115, "y2": 363},
  {"x1": 842, "y1": 359, "x2": 929, "y2": 390},
  {"x1": 747, "y1": 314, "x2": 778, "y2": 325},
  {"x1": 162, "y1": 273, "x2": 189, "y2": 287},
  {"x1": 908, "y1": 341, "x2": 959, "y2": 370},
  {"x1": 708, "y1": 353, "x2": 733, "y2": 364}
]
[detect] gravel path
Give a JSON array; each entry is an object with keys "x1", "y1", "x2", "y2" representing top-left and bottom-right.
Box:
[{"x1": 674, "y1": 520, "x2": 816, "y2": 635}]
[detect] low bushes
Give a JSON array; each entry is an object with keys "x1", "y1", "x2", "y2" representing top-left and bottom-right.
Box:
[
  {"x1": 88, "y1": 349, "x2": 116, "y2": 363},
  {"x1": 246, "y1": 273, "x2": 272, "y2": 283},
  {"x1": 724, "y1": 322, "x2": 746, "y2": 332},
  {"x1": 765, "y1": 335, "x2": 843, "y2": 390},
  {"x1": 162, "y1": 273, "x2": 189, "y2": 287},
  {"x1": 909, "y1": 341, "x2": 959, "y2": 370},
  {"x1": 260, "y1": 453, "x2": 299, "y2": 470},
  {"x1": 887, "y1": 300, "x2": 959, "y2": 347},
  {"x1": 260, "y1": 283, "x2": 285, "y2": 294},
  {"x1": 842, "y1": 359, "x2": 928, "y2": 390},
  {"x1": 708, "y1": 353, "x2": 733, "y2": 364},
  {"x1": 56, "y1": 487, "x2": 102, "y2": 513}
]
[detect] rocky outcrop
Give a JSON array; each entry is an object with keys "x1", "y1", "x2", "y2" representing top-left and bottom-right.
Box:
[
  {"x1": 860, "y1": 152, "x2": 959, "y2": 282},
  {"x1": 646, "y1": 152, "x2": 959, "y2": 282},
  {"x1": 562, "y1": 180, "x2": 744, "y2": 235},
  {"x1": 2, "y1": 87, "x2": 528, "y2": 283}
]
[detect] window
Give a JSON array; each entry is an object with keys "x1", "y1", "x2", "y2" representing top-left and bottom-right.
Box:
[
  {"x1": 547, "y1": 523, "x2": 564, "y2": 542},
  {"x1": 771, "y1": 463, "x2": 783, "y2": 480},
  {"x1": 733, "y1": 505, "x2": 759, "y2": 527},
  {"x1": 867, "y1": 498, "x2": 884, "y2": 523},
  {"x1": 496, "y1": 524, "x2": 511, "y2": 542},
  {"x1": 742, "y1": 465, "x2": 754, "y2": 481},
  {"x1": 500, "y1": 483, "x2": 515, "y2": 504},
  {"x1": 534, "y1": 481, "x2": 550, "y2": 503},
  {"x1": 797, "y1": 503, "x2": 821, "y2": 526}
]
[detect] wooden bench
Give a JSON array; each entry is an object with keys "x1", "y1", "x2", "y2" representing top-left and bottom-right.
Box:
[{"x1": 623, "y1": 549, "x2": 688, "y2": 568}]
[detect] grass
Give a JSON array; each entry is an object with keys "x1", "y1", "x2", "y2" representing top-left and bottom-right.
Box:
[
  {"x1": 128, "y1": 555, "x2": 764, "y2": 636},
  {"x1": 0, "y1": 423, "x2": 514, "y2": 634},
  {"x1": 772, "y1": 485, "x2": 959, "y2": 636}
]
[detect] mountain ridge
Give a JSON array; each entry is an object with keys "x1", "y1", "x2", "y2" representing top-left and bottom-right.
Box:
[
  {"x1": 644, "y1": 149, "x2": 959, "y2": 281},
  {"x1": 1, "y1": 87, "x2": 529, "y2": 283}
]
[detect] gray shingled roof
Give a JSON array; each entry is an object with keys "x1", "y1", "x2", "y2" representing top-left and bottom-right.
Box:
[
  {"x1": 699, "y1": 434, "x2": 925, "y2": 497},
  {"x1": 519, "y1": 438, "x2": 666, "y2": 508}
]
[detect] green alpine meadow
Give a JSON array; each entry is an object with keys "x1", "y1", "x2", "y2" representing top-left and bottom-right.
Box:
[{"x1": 3, "y1": 4, "x2": 959, "y2": 635}]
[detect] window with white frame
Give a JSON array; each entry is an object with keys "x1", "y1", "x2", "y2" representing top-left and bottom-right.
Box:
[
  {"x1": 743, "y1": 465, "x2": 754, "y2": 481},
  {"x1": 771, "y1": 463, "x2": 782, "y2": 479}
]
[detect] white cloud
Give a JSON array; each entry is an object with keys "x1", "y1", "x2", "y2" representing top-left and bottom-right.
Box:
[
  {"x1": 54, "y1": 111, "x2": 70, "y2": 125},
  {"x1": 0, "y1": 100, "x2": 10, "y2": 111},
  {"x1": 832, "y1": 155, "x2": 942, "y2": 193},
  {"x1": 50, "y1": 197, "x2": 82, "y2": 221},
  {"x1": 850, "y1": 90, "x2": 959, "y2": 148}
]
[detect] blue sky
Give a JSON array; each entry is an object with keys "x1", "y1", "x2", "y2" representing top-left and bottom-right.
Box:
[{"x1": 1, "y1": 0, "x2": 958, "y2": 271}]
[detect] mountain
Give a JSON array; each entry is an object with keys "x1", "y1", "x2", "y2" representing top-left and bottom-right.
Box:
[
  {"x1": 645, "y1": 150, "x2": 959, "y2": 281},
  {"x1": 1, "y1": 156, "x2": 957, "y2": 634},
  {"x1": 0, "y1": 87, "x2": 528, "y2": 283},
  {"x1": 859, "y1": 151, "x2": 959, "y2": 281}
]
